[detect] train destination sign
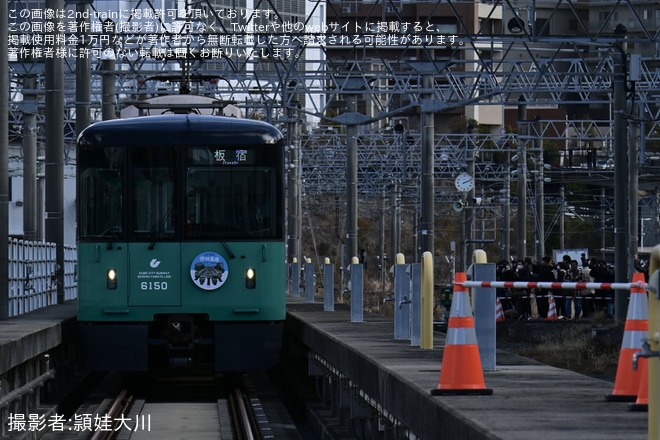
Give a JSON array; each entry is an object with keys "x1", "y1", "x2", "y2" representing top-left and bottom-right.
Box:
[{"x1": 190, "y1": 147, "x2": 256, "y2": 166}]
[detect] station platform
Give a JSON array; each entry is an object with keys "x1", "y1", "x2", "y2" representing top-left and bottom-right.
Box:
[
  {"x1": 285, "y1": 298, "x2": 648, "y2": 440},
  {"x1": 0, "y1": 301, "x2": 78, "y2": 375}
]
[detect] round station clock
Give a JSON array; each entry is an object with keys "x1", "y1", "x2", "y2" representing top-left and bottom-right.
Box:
[{"x1": 454, "y1": 172, "x2": 475, "y2": 192}]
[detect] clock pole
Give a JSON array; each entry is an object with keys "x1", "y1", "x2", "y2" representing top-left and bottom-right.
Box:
[{"x1": 465, "y1": 123, "x2": 476, "y2": 270}]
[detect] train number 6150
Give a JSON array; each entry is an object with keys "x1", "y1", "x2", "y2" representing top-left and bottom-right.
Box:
[{"x1": 140, "y1": 281, "x2": 168, "y2": 291}]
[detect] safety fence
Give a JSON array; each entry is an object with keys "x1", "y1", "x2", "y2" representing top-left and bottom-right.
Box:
[
  {"x1": 8, "y1": 239, "x2": 77, "y2": 317},
  {"x1": 461, "y1": 280, "x2": 648, "y2": 291},
  {"x1": 465, "y1": 280, "x2": 650, "y2": 301}
]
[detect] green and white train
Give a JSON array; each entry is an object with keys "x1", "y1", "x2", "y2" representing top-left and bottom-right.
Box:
[{"x1": 76, "y1": 108, "x2": 286, "y2": 372}]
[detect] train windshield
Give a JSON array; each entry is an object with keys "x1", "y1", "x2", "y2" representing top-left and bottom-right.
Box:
[
  {"x1": 185, "y1": 148, "x2": 280, "y2": 239},
  {"x1": 131, "y1": 146, "x2": 178, "y2": 241},
  {"x1": 78, "y1": 142, "x2": 283, "y2": 242},
  {"x1": 77, "y1": 146, "x2": 125, "y2": 240}
]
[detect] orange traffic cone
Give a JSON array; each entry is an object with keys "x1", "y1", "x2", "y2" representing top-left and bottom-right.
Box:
[
  {"x1": 628, "y1": 356, "x2": 649, "y2": 411},
  {"x1": 495, "y1": 298, "x2": 505, "y2": 323},
  {"x1": 545, "y1": 294, "x2": 558, "y2": 321},
  {"x1": 605, "y1": 272, "x2": 649, "y2": 402},
  {"x1": 431, "y1": 272, "x2": 493, "y2": 396}
]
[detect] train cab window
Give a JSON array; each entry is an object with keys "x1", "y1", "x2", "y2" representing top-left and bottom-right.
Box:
[
  {"x1": 77, "y1": 145, "x2": 125, "y2": 240},
  {"x1": 185, "y1": 168, "x2": 278, "y2": 239},
  {"x1": 185, "y1": 147, "x2": 281, "y2": 240},
  {"x1": 130, "y1": 146, "x2": 177, "y2": 241}
]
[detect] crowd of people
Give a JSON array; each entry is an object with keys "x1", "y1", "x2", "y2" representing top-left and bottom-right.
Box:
[{"x1": 494, "y1": 253, "x2": 649, "y2": 321}]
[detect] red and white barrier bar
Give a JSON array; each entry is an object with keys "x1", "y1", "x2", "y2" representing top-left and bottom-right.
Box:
[
  {"x1": 460, "y1": 281, "x2": 648, "y2": 291},
  {"x1": 498, "y1": 294, "x2": 617, "y2": 300}
]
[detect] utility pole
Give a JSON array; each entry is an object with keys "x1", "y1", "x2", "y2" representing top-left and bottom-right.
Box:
[
  {"x1": 286, "y1": 88, "x2": 300, "y2": 265},
  {"x1": 379, "y1": 189, "x2": 386, "y2": 288},
  {"x1": 75, "y1": 0, "x2": 92, "y2": 135},
  {"x1": 390, "y1": 180, "x2": 400, "y2": 259},
  {"x1": 45, "y1": 0, "x2": 65, "y2": 304},
  {"x1": 560, "y1": 185, "x2": 565, "y2": 250},
  {"x1": 600, "y1": 187, "x2": 607, "y2": 261},
  {"x1": 346, "y1": 95, "x2": 358, "y2": 261},
  {"x1": 420, "y1": 73, "x2": 435, "y2": 258},
  {"x1": 0, "y1": 2, "x2": 9, "y2": 319},
  {"x1": 100, "y1": 18, "x2": 116, "y2": 121},
  {"x1": 627, "y1": 86, "x2": 639, "y2": 280},
  {"x1": 501, "y1": 150, "x2": 511, "y2": 262},
  {"x1": 533, "y1": 116, "x2": 545, "y2": 261},
  {"x1": 465, "y1": 123, "x2": 475, "y2": 264},
  {"x1": 516, "y1": 97, "x2": 528, "y2": 260},
  {"x1": 22, "y1": 72, "x2": 38, "y2": 242},
  {"x1": 612, "y1": 24, "x2": 628, "y2": 321}
]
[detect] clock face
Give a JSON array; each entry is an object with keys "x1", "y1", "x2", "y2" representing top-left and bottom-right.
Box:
[{"x1": 455, "y1": 172, "x2": 474, "y2": 192}]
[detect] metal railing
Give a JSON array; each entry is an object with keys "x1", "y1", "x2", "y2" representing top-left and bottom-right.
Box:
[{"x1": 7, "y1": 239, "x2": 77, "y2": 317}]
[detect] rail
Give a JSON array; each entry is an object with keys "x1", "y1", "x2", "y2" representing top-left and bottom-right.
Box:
[
  {"x1": 90, "y1": 388, "x2": 134, "y2": 440},
  {"x1": 233, "y1": 387, "x2": 258, "y2": 440}
]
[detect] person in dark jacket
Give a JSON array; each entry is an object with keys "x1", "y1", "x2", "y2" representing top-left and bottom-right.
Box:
[
  {"x1": 563, "y1": 260, "x2": 584, "y2": 320},
  {"x1": 535, "y1": 256, "x2": 556, "y2": 319},
  {"x1": 590, "y1": 259, "x2": 614, "y2": 318}
]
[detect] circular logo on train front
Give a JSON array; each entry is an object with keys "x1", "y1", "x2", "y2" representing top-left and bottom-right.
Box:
[{"x1": 190, "y1": 251, "x2": 229, "y2": 291}]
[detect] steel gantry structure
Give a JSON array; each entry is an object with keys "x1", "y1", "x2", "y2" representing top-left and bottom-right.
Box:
[
  {"x1": 6, "y1": 0, "x2": 660, "y2": 268},
  {"x1": 9, "y1": 2, "x2": 660, "y2": 138}
]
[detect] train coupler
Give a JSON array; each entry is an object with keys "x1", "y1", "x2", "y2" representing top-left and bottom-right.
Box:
[{"x1": 165, "y1": 315, "x2": 196, "y2": 368}]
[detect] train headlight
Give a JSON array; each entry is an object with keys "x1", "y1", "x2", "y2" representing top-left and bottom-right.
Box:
[
  {"x1": 107, "y1": 268, "x2": 117, "y2": 290},
  {"x1": 246, "y1": 268, "x2": 256, "y2": 289}
]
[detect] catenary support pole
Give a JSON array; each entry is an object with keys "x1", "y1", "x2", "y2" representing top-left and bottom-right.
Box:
[
  {"x1": 420, "y1": 74, "x2": 435, "y2": 258},
  {"x1": 516, "y1": 97, "x2": 527, "y2": 260},
  {"x1": 534, "y1": 117, "x2": 545, "y2": 261},
  {"x1": 465, "y1": 123, "x2": 475, "y2": 266},
  {"x1": 45, "y1": 0, "x2": 65, "y2": 304},
  {"x1": 628, "y1": 94, "x2": 639, "y2": 285},
  {"x1": 75, "y1": 0, "x2": 92, "y2": 135},
  {"x1": 22, "y1": 73, "x2": 37, "y2": 242},
  {"x1": 346, "y1": 96, "x2": 358, "y2": 263},
  {"x1": 0, "y1": 2, "x2": 9, "y2": 319},
  {"x1": 613, "y1": 28, "x2": 629, "y2": 321},
  {"x1": 286, "y1": 86, "x2": 301, "y2": 266},
  {"x1": 501, "y1": 148, "x2": 511, "y2": 262}
]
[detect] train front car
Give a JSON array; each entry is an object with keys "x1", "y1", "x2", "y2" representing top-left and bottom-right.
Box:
[{"x1": 76, "y1": 115, "x2": 286, "y2": 372}]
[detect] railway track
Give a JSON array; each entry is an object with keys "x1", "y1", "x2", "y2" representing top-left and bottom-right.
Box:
[
  {"x1": 36, "y1": 372, "x2": 303, "y2": 440},
  {"x1": 104, "y1": 374, "x2": 272, "y2": 439}
]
